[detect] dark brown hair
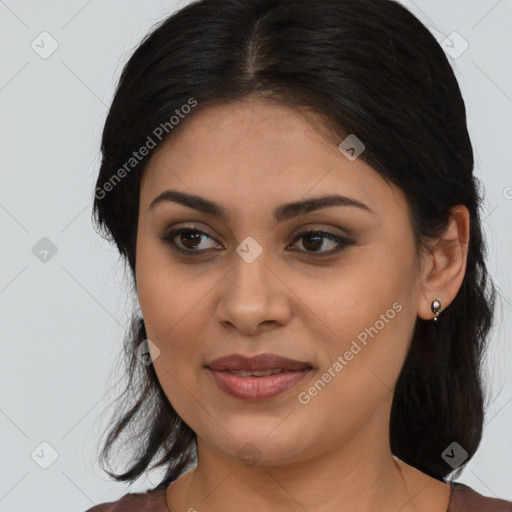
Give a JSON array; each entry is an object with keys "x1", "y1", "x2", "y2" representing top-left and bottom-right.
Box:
[{"x1": 92, "y1": 0, "x2": 496, "y2": 484}]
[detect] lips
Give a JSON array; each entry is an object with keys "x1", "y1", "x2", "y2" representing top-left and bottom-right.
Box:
[
  {"x1": 206, "y1": 353, "x2": 313, "y2": 374},
  {"x1": 208, "y1": 367, "x2": 312, "y2": 400}
]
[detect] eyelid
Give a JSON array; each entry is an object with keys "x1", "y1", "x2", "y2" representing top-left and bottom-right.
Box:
[{"x1": 289, "y1": 223, "x2": 350, "y2": 239}]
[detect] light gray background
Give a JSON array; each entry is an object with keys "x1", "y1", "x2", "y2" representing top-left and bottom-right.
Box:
[{"x1": 0, "y1": 1, "x2": 511, "y2": 510}]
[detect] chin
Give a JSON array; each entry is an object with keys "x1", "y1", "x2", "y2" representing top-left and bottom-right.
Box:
[{"x1": 206, "y1": 429, "x2": 312, "y2": 466}]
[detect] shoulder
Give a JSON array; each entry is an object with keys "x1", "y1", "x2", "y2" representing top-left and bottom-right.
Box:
[
  {"x1": 449, "y1": 482, "x2": 512, "y2": 512},
  {"x1": 83, "y1": 486, "x2": 167, "y2": 512}
]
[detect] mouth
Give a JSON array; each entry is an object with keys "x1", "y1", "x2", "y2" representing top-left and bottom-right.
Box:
[
  {"x1": 205, "y1": 353, "x2": 314, "y2": 400},
  {"x1": 206, "y1": 352, "x2": 313, "y2": 372}
]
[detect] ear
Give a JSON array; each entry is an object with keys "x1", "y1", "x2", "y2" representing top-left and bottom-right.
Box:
[{"x1": 417, "y1": 205, "x2": 470, "y2": 321}]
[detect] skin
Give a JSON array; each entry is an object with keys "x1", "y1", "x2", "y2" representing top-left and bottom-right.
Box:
[{"x1": 135, "y1": 96, "x2": 470, "y2": 512}]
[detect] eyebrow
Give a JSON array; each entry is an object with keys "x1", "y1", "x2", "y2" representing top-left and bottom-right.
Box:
[{"x1": 148, "y1": 189, "x2": 375, "y2": 222}]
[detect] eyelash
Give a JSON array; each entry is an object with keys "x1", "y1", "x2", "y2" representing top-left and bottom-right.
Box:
[{"x1": 160, "y1": 226, "x2": 353, "y2": 257}]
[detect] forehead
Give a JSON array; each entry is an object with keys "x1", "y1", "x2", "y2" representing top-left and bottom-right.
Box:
[
  {"x1": 144, "y1": 98, "x2": 340, "y2": 174},
  {"x1": 140, "y1": 99, "x2": 406, "y2": 220}
]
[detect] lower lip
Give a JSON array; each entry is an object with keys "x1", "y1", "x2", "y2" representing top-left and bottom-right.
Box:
[{"x1": 207, "y1": 368, "x2": 312, "y2": 400}]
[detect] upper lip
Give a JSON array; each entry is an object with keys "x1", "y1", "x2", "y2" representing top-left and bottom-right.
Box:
[{"x1": 206, "y1": 353, "x2": 313, "y2": 371}]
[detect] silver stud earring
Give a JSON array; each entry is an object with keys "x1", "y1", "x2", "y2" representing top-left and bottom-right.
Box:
[{"x1": 431, "y1": 298, "x2": 442, "y2": 322}]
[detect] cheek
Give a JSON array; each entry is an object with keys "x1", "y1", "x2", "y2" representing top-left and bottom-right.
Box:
[
  {"x1": 136, "y1": 253, "x2": 211, "y2": 422},
  {"x1": 296, "y1": 245, "x2": 416, "y2": 411},
  {"x1": 137, "y1": 268, "x2": 207, "y2": 356}
]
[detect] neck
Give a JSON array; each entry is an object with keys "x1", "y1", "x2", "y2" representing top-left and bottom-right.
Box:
[{"x1": 171, "y1": 421, "x2": 423, "y2": 512}]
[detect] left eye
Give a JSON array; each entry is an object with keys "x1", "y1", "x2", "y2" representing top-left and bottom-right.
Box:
[
  {"x1": 161, "y1": 228, "x2": 352, "y2": 256},
  {"x1": 289, "y1": 230, "x2": 351, "y2": 255}
]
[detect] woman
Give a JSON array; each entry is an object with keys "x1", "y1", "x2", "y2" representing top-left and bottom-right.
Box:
[{"x1": 87, "y1": 0, "x2": 512, "y2": 510}]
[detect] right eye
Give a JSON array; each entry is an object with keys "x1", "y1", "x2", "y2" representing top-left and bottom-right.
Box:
[{"x1": 160, "y1": 227, "x2": 221, "y2": 255}]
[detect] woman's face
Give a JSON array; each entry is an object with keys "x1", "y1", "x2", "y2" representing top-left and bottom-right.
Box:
[{"x1": 135, "y1": 98, "x2": 425, "y2": 466}]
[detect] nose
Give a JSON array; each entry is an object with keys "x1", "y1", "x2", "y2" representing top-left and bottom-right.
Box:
[{"x1": 215, "y1": 253, "x2": 292, "y2": 336}]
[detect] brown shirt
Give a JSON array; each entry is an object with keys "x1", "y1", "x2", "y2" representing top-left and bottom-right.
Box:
[{"x1": 85, "y1": 481, "x2": 512, "y2": 511}]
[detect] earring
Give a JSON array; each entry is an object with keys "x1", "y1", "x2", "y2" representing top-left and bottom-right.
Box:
[{"x1": 431, "y1": 298, "x2": 442, "y2": 322}]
